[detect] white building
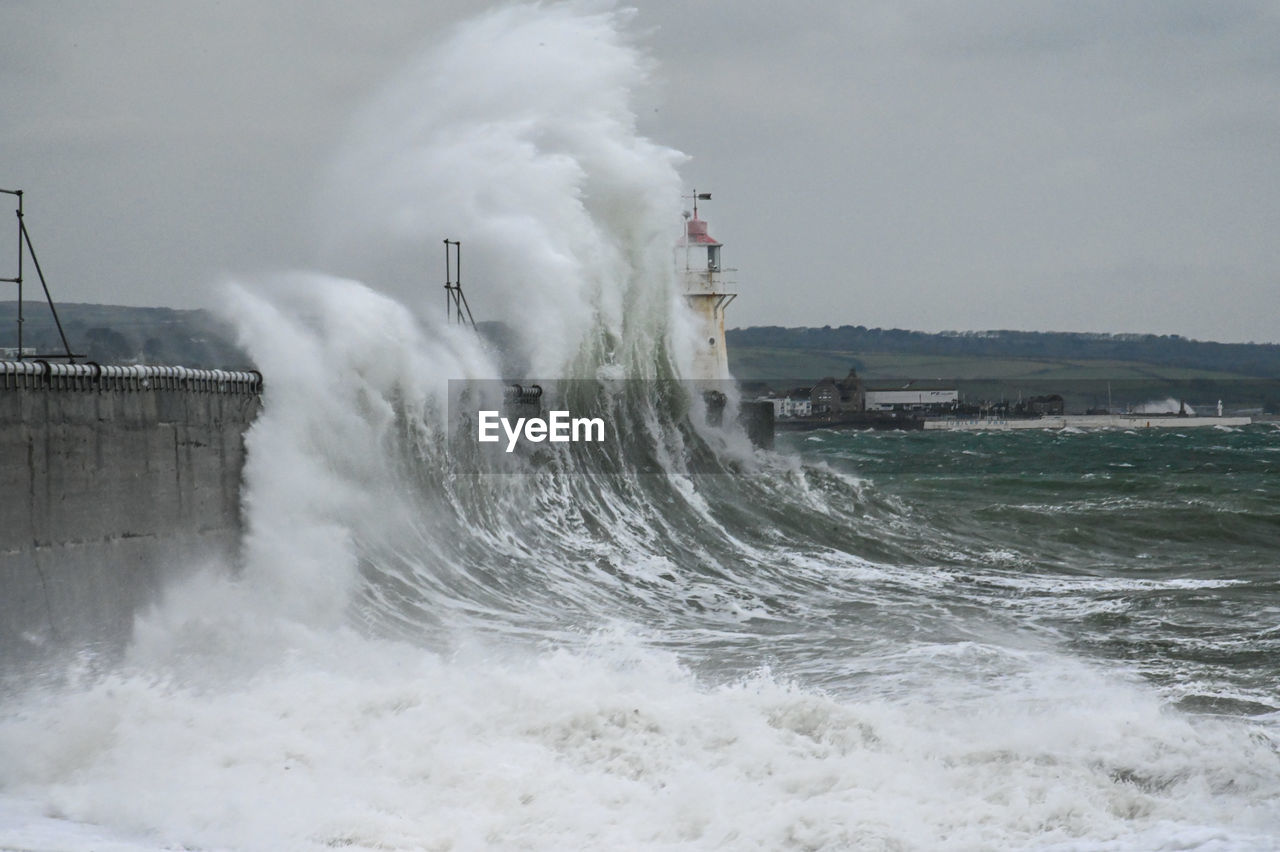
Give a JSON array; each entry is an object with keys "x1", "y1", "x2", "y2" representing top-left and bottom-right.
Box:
[
  {"x1": 863, "y1": 388, "x2": 958, "y2": 411},
  {"x1": 760, "y1": 396, "x2": 812, "y2": 419},
  {"x1": 783, "y1": 396, "x2": 811, "y2": 417}
]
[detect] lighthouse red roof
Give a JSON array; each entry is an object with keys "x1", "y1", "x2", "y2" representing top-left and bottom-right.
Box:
[{"x1": 685, "y1": 216, "x2": 721, "y2": 246}]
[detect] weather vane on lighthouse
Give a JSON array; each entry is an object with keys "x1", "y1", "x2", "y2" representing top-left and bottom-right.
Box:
[{"x1": 679, "y1": 190, "x2": 736, "y2": 383}]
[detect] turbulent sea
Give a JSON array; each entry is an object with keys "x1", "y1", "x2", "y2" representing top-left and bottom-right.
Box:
[
  {"x1": 3, "y1": 418, "x2": 1278, "y2": 851},
  {"x1": 3, "y1": 4, "x2": 1279, "y2": 850}
]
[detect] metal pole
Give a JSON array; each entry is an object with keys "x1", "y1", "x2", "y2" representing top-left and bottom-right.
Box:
[
  {"x1": 443, "y1": 239, "x2": 470, "y2": 326},
  {"x1": 453, "y1": 240, "x2": 474, "y2": 328},
  {"x1": 0, "y1": 189, "x2": 22, "y2": 358},
  {"x1": 457, "y1": 286, "x2": 476, "y2": 328},
  {"x1": 453, "y1": 240, "x2": 461, "y2": 325},
  {"x1": 444, "y1": 239, "x2": 458, "y2": 324},
  {"x1": 20, "y1": 219, "x2": 76, "y2": 361},
  {"x1": 15, "y1": 192, "x2": 21, "y2": 358}
]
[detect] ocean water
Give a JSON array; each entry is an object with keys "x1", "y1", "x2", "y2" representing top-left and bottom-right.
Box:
[
  {"x1": 2, "y1": 421, "x2": 1278, "y2": 851},
  {"x1": 2, "y1": 5, "x2": 1278, "y2": 850}
]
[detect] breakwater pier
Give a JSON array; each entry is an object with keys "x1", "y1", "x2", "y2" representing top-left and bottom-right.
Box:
[
  {"x1": 0, "y1": 361, "x2": 261, "y2": 666},
  {"x1": 924, "y1": 413, "x2": 1253, "y2": 431}
]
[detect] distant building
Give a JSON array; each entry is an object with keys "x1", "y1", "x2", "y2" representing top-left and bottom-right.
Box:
[
  {"x1": 782, "y1": 395, "x2": 811, "y2": 418},
  {"x1": 759, "y1": 392, "x2": 813, "y2": 420},
  {"x1": 781, "y1": 388, "x2": 814, "y2": 418},
  {"x1": 1022, "y1": 394, "x2": 1064, "y2": 416},
  {"x1": 838, "y1": 369, "x2": 864, "y2": 412},
  {"x1": 863, "y1": 387, "x2": 959, "y2": 412},
  {"x1": 811, "y1": 377, "x2": 839, "y2": 415},
  {"x1": 764, "y1": 370, "x2": 962, "y2": 421},
  {"x1": 809, "y1": 369, "x2": 865, "y2": 416}
]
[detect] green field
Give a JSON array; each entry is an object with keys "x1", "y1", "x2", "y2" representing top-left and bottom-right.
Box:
[
  {"x1": 729, "y1": 346, "x2": 1280, "y2": 413},
  {"x1": 729, "y1": 346, "x2": 1254, "y2": 382}
]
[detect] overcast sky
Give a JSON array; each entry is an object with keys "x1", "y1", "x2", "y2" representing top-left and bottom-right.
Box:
[{"x1": 2, "y1": 1, "x2": 1277, "y2": 343}]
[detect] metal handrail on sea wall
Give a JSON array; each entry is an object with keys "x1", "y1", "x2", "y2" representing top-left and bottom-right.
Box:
[{"x1": 0, "y1": 361, "x2": 262, "y2": 394}]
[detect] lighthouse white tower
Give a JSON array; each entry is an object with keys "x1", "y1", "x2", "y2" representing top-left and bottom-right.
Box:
[{"x1": 679, "y1": 192, "x2": 736, "y2": 382}]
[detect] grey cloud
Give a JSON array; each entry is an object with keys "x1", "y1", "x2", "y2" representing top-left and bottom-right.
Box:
[{"x1": 1, "y1": 0, "x2": 1276, "y2": 343}]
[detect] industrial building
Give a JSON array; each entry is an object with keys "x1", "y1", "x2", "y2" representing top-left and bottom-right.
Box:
[{"x1": 863, "y1": 387, "x2": 959, "y2": 412}]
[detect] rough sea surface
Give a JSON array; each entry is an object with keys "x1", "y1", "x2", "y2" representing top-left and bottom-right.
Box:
[{"x1": 2, "y1": 414, "x2": 1276, "y2": 850}]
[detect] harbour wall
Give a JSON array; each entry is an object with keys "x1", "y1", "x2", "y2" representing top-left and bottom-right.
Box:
[
  {"x1": 923, "y1": 414, "x2": 1253, "y2": 431},
  {"x1": 0, "y1": 362, "x2": 261, "y2": 667}
]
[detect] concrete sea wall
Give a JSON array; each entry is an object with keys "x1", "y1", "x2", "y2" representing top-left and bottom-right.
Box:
[{"x1": 0, "y1": 362, "x2": 261, "y2": 666}]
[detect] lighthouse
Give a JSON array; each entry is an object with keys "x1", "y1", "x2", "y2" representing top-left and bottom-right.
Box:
[{"x1": 679, "y1": 192, "x2": 736, "y2": 382}]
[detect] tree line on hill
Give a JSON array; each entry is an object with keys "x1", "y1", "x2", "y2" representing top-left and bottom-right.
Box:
[
  {"x1": 0, "y1": 302, "x2": 249, "y2": 368},
  {"x1": 3, "y1": 303, "x2": 1277, "y2": 392},
  {"x1": 728, "y1": 326, "x2": 1280, "y2": 378}
]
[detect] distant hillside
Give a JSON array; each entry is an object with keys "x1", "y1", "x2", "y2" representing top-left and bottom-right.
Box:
[
  {"x1": 0, "y1": 302, "x2": 250, "y2": 369},
  {"x1": 3, "y1": 304, "x2": 1275, "y2": 411},
  {"x1": 727, "y1": 326, "x2": 1280, "y2": 413},
  {"x1": 728, "y1": 326, "x2": 1280, "y2": 379}
]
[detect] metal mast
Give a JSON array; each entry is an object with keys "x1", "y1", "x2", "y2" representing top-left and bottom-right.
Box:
[
  {"x1": 442, "y1": 239, "x2": 476, "y2": 329},
  {"x1": 0, "y1": 189, "x2": 80, "y2": 361}
]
